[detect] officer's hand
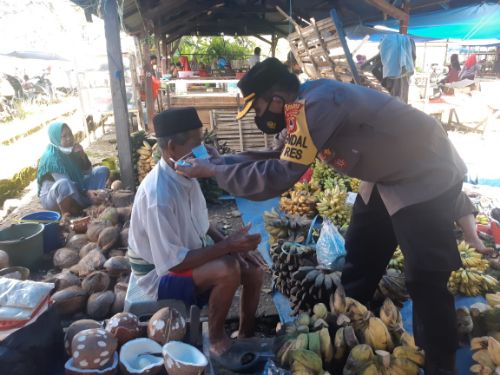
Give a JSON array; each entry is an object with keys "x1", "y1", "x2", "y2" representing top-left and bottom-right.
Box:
[
  {"x1": 175, "y1": 158, "x2": 217, "y2": 178},
  {"x1": 223, "y1": 224, "x2": 261, "y2": 254}
]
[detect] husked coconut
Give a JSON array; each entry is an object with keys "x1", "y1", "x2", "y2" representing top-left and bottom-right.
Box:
[
  {"x1": 86, "y1": 222, "x2": 109, "y2": 242},
  {"x1": 51, "y1": 286, "x2": 87, "y2": 315},
  {"x1": 111, "y1": 190, "x2": 134, "y2": 208},
  {"x1": 79, "y1": 242, "x2": 98, "y2": 258},
  {"x1": 98, "y1": 207, "x2": 119, "y2": 226},
  {"x1": 82, "y1": 271, "x2": 110, "y2": 294},
  {"x1": 78, "y1": 249, "x2": 106, "y2": 277},
  {"x1": 110, "y1": 180, "x2": 123, "y2": 191},
  {"x1": 0, "y1": 250, "x2": 9, "y2": 269},
  {"x1": 120, "y1": 228, "x2": 129, "y2": 248},
  {"x1": 111, "y1": 282, "x2": 128, "y2": 315},
  {"x1": 97, "y1": 227, "x2": 120, "y2": 252},
  {"x1": 106, "y1": 312, "x2": 141, "y2": 346},
  {"x1": 147, "y1": 307, "x2": 186, "y2": 344},
  {"x1": 53, "y1": 248, "x2": 80, "y2": 269},
  {"x1": 104, "y1": 256, "x2": 130, "y2": 277},
  {"x1": 108, "y1": 249, "x2": 125, "y2": 258},
  {"x1": 87, "y1": 291, "x2": 115, "y2": 320},
  {"x1": 66, "y1": 234, "x2": 89, "y2": 251},
  {"x1": 71, "y1": 328, "x2": 117, "y2": 370},
  {"x1": 46, "y1": 270, "x2": 81, "y2": 291},
  {"x1": 64, "y1": 319, "x2": 102, "y2": 356},
  {"x1": 116, "y1": 207, "x2": 132, "y2": 224}
]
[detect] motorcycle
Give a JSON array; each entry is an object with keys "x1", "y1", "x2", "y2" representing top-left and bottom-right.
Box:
[{"x1": 22, "y1": 73, "x2": 54, "y2": 104}]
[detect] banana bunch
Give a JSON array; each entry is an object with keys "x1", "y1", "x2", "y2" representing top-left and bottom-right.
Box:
[
  {"x1": 264, "y1": 208, "x2": 314, "y2": 245},
  {"x1": 376, "y1": 268, "x2": 409, "y2": 306},
  {"x1": 470, "y1": 336, "x2": 500, "y2": 374},
  {"x1": 486, "y1": 293, "x2": 500, "y2": 308},
  {"x1": 476, "y1": 214, "x2": 490, "y2": 225},
  {"x1": 311, "y1": 159, "x2": 359, "y2": 193},
  {"x1": 136, "y1": 141, "x2": 158, "y2": 182},
  {"x1": 458, "y1": 241, "x2": 490, "y2": 271},
  {"x1": 280, "y1": 182, "x2": 319, "y2": 218},
  {"x1": 316, "y1": 186, "x2": 351, "y2": 227},
  {"x1": 448, "y1": 268, "x2": 498, "y2": 296},
  {"x1": 387, "y1": 248, "x2": 404, "y2": 272}
]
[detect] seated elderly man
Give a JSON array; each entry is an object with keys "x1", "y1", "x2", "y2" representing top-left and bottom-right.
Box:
[{"x1": 128, "y1": 107, "x2": 264, "y2": 370}]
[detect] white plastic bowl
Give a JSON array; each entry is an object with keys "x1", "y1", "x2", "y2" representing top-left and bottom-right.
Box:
[{"x1": 119, "y1": 338, "x2": 163, "y2": 375}]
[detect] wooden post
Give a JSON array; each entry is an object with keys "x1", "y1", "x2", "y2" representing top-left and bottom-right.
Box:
[
  {"x1": 101, "y1": 0, "x2": 134, "y2": 190},
  {"x1": 143, "y1": 41, "x2": 155, "y2": 132},
  {"x1": 129, "y1": 54, "x2": 145, "y2": 131},
  {"x1": 399, "y1": 1, "x2": 411, "y2": 35},
  {"x1": 271, "y1": 34, "x2": 277, "y2": 57},
  {"x1": 161, "y1": 34, "x2": 168, "y2": 75},
  {"x1": 155, "y1": 35, "x2": 164, "y2": 112}
]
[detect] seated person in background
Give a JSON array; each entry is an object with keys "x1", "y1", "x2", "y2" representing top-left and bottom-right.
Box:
[
  {"x1": 127, "y1": 108, "x2": 265, "y2": 366},
  {"x1": 36, "y1": 122, "x2": 109, "y2": 215},
  {"x1": 459, "y1": 54, "x2": 480, "y2": 80},
  {"x1": 444, "y1": 53, "x2": 461, "y2": 83}
]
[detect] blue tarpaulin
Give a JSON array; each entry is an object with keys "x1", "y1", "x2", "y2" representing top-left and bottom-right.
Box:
[{"x1": 365, "y1": 3, "x2": 500, "y2": 40}]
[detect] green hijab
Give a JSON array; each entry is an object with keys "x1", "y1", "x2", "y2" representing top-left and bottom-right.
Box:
[{"x1": 36, "y1": 122, "x2": 85, "y2": 195}]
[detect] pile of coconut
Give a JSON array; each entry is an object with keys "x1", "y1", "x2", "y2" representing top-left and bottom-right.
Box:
[
  {"x1": 46, "y1": 188, "x2": 135, "y2": 321},
  {"x1": 63, "y1": 307, "x2": 207, "y2": 375}
]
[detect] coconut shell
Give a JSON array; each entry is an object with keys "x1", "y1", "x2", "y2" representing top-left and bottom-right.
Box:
[
  {"x1": 47, "y1": 271, "x2": 81, "y2": 291},
  {"x1": 53, "y1": 248, "x2": 80, "y2": 269},
  {"x1": 98, "y1": 207, "x2": 119, "y2": 226},
  {"x1": 67, "y1": 234, "x2": 89, "y2": 251},
  {"x1": 104, "y1": 256, "x2": 130, "y2": 277},
  {"x1": 119, "y1": 228, "x2": 129, "y2": 248},
  {"x1": 87, "y1": 291, "x2": 115, "y2": 320},
  {"x1": 71, "y1": 328, "x2": 117, "y2": 370},
  {"x1": 116, "y1": 207, "x2": 132, "y2": 224},
  {"x1": 147, "y1": 307, "x2": 186, "y2": 344},
  {"x1": 0, "y1": 250, "x2": 9, "y2": 269},
  {"x1": 82, "y1": 271, "x2": 111, "y2": 294},
  {"x1": 86, "y1": 222, "x2": 109, "y2": 242},
  {"x1": 111, "y1": 190, "x2": 134, "y2": 208},
  {"x1": 114, "y1": 282, "x2": 128, "y2": 294},
  {"x1": 64, "y1": 319, "x2": 102, "y2": 356},
  {"x1": 78, "y1": 249, "x2": 106, "y2": 277},
  {"x1": 51, "y1": 286, "x2": 87, "y2": 316},
  {"x1": 79, "y1": 242, "x2": 98, "y2": 258},
  {"x1": 110, "y1": 180, "x2": 123, "y2": 191},
  {"x1": 111, "y1": 291, "x2": 125, "y2": 315},
  {"x1": 98, "y1": 227, "x2": 120, "y2": 252},
  {"x1": 105, "y1": 312, "x2": 141, "y2": 346},
  {"x1": 108, "y1": 249, "x2": 125, "y2": 258}
]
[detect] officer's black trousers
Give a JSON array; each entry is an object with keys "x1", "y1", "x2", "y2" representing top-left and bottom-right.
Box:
[{"x1": 341, "y1": 183, "x2": 462, "y2": 374}]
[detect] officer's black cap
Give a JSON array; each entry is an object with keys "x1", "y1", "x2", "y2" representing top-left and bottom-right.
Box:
[
  {"x1": 153, "y1": 107, "x2": 202, "y2": 137},
  {"x1": 236, "y1": 57, "x2": 290, "y2": 120}
]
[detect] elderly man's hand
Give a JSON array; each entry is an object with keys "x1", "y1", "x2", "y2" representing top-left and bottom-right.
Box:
[
  {"x1": 223, "y1": 224, "x2": 261, "y2": 253},
  {"x1": 175, "y1": 158, "x2": 217, "y2": 178}
]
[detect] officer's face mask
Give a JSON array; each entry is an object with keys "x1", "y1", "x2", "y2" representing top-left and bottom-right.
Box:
[{"x1": 254, "y1": 96, "x2": 286, "y2": 134}]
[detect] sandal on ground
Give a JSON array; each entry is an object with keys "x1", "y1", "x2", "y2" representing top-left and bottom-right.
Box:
[{"x1": 210, "y1": 342, "x2": 260, "y2": 373}]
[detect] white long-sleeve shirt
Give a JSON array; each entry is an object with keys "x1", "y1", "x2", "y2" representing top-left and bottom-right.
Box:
[{"x1": 128, "y1": 158, "x2": 209, "y2": 299}]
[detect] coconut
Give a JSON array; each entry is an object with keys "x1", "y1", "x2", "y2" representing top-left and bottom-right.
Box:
[
  {"x1": 67, "y1": 234, "x2": 90, "y2": 251},
  {"x1": 116, "y1": 207, "x2": 132, "y2": 224},
  {"x1": 147, "y1": 307, "x2": 186, "y2": 344},
  {"x1": 106, "y1": 312, "x2": 141, "y2": 346},
  {"x1": 71, "y1": 328, "x2": 118, "y2": 370},
  {"x1": 98, "y1": 227, "x2": 120, "y2": 252},
  {"x1": 53, "y1": 248, "x2": 80, "y2": 269},
  {"x1": 64, "y1": 319, "x2": 102, "y2": 356},
  {"x1": 51, "y1": 286, "x2": 87, "y2": 316},
  {"x1": 162, "y1": 341, "x2": 208, "y2": 375},
  {"x1": 87, "y1": 291, "x2": 115, "y2": 320},
  {"x1": 45, "y1": 270, "x2": 81, "y2": 291},
  {"x1": 0, "y1": 250, "x2": 9, "y2": 269},
  {"x1": 104, "y1": 256, "x2": 130, "y2": 277},
  {"x1": 119, "y1": 338, "x2": 164, "y2": 375},
  {"x1": 78, "y1": 249, "x2": 107, "y2": 277},
  {"x1": 111, "y1": 282, "x2": 128, "y2": 315},
  {"x1": 80, "y1": 242, "x2": 99, "y2": 258},
  {"x1": 111, "y1": 190, "x2": 134, "y2": 208},
  {"x1": 99, "y1": 207, "x2": 119, "y2": 226},
  {"x1": 120, "y1": 228, "x2": 129, "y2": 248},
  {"x1": 65, "y1": 353, "x2": 118, "y2": 375},
  {"x1": 86, "y1": 222, "x2": 110, "y2": 242},
  {"x1": 110, "y1": 180, "x2": 123, "y2": 191},
  {"x1": 71, "y1": 216, "x2": 91, "y2": 234},
  {"x1": 108, "y1": 249, "x2": 125, "y2": 258},
  {"x1": 82, "y1": 271, "x2": 110, "y2": 294}
]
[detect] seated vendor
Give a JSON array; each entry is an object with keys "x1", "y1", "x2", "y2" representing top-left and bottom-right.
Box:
[
  {"x1": 127, "y1": 107, "x2": 265, "y2": 368},
  {"x1": 36, "y1": 122, "x2": 109, "y2": 216}
]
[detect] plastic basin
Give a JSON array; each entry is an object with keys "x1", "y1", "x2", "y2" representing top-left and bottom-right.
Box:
[
  {"x1": 20, "y1": 211, "x2": 62, "y2": 253},
  {"x1": 0, "y1": 223, "x2": 44, "y2": 269}
]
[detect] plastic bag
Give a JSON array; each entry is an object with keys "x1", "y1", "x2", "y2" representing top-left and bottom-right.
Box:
[
  {"x1": 315, "y1": 219, "x2": 346, "y2": 270},
  {"x1": 262, "y1": 359, "x2": 290, "y2": 375}
]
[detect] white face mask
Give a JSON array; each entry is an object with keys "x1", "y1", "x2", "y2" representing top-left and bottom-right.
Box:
[{"x1": 52, "y1": 144, "x2": 73, "y2": 154}]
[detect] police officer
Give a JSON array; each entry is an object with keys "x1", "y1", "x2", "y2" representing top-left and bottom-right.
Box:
[{"x1": 177, "y1": 58, "x2": 466, "y2": 374}]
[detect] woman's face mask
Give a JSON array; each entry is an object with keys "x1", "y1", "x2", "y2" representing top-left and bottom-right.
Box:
[
  {"x1": 254, "y1": 96, "x2": 286, "y2": 134},
  {"x1": 55, "y1": 145, "x2": 73, "y2": 154}
]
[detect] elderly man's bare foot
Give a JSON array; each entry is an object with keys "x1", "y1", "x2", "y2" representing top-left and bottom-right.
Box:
[
  {"x1": 210, "y1": 336, "x2": 233, "y2": 357},
  {"x1": 465, "y1": 237, "x2": 494, "y2": 255}
]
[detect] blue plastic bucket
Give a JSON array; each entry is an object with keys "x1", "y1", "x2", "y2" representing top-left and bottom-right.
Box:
[{"x1": 20, "y1": 211, "x2": 63, "y2": 253}]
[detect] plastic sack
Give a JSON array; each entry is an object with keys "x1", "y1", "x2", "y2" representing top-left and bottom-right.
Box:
[
  {"x1": 262, "y1": 359, "x2": 291, "y2": 375},
  {"x1": 315, "y1": 219, "x2": 346, "y2": 270}
]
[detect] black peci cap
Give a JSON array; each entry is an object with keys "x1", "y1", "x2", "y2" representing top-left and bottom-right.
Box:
[
  {"x1": 236, "y1": 57, "x2": 291, "y2": 120},
  {"x1": 153, "y1": 107, "x2": 202, "y2": 137}
]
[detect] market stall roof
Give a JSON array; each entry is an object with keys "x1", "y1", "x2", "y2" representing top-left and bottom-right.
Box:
[
  {"x1": 70, "y1": 0, "x2": 490, "y2": 42},
  {"x1": 0, "y1": 50, "x2": 70, "y2": 61}
]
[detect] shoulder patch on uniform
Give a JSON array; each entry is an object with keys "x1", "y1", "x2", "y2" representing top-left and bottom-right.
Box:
[{"x1": 280, "y1": 99, "x2": 318, "y2": 166}]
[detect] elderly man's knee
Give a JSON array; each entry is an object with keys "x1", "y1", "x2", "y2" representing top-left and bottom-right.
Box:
[
  {"x1": 216, "y1": 255, "x2": 241, "y2": 283},
  {"x1": 242, "y1": 263, "x2": 264, "y2": 286}
]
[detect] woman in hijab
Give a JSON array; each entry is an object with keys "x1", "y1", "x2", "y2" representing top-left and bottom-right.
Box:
[
  {"x1": 459, "y1": 54, "x2": 480, "y2": 80},
  {"x1": 36, "y1": 122, "x2": 109, "y2": 215}
]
